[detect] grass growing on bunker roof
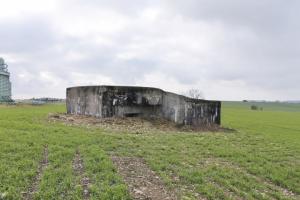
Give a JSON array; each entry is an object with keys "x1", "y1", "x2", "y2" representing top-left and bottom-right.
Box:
[{"x1": 0, "y1": 102, "x2": 299, "y2": 199}]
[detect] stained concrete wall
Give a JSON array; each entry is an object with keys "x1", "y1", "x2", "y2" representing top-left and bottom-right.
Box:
[
  {"x1": 66, "y1": 86, "x2": 221, "y2": 126},
  {"x1": 161, "y1": 91, "x2": 221, "y2": 126}
]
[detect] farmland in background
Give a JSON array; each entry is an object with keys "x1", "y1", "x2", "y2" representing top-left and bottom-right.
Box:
[{"x1": 0, "y1": 102, "x2": 299, "y2": 200}]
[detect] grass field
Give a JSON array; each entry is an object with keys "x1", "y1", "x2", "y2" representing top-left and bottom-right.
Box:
[{"x1": 0, "y1": 102, "x2": 299, "y2": 200}]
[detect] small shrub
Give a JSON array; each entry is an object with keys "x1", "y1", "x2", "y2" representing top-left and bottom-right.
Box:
[
  {"x1": 251, "y1": 105, "x2": 258, "y2": 110},
  {"x1": 251, "y1": 105, "x2": 263, "y2": 111}
]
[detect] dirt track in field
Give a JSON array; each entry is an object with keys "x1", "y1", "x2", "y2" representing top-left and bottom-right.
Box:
[
  {"x1": 22, "y1": 145, "x2": 48, "y2": 200},
  {"x1": 73, "y1": 149, "x2": 90, "y2": 200},
  {"x1": 111, "y1": 156, "x2": 178, "y2": 200}
]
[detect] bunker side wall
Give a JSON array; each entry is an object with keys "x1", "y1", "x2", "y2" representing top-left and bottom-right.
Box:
[
  {"x1": 66, "y1": 87, "x2": 104, "y2": 117},
  {"x1": 161, "y1": 92, "x2": 221, "y2": 126}
]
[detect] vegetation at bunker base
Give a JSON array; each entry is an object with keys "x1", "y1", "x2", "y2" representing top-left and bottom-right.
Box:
[{"x1": 0, "y1": 102, "x2": 299, "y2": 199}]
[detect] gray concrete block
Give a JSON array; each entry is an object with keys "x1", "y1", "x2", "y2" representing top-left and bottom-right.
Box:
[{"x1": 66, "y1": 85, "x2": 221, "y2": 126}]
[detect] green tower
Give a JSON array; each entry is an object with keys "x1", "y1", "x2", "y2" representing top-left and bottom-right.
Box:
[{"x1": 0, "y1": 58, "x2": 12, "y2": 102}]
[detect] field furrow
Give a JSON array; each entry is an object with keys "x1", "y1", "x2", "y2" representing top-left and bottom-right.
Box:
[
  {"x1": 22, "y1": 145, "x2": 48, "y2": 200},
  {"x1": 72, "y1": 149, "x2": 91, "y2": 200},
  {"x1": 111, "y1": 156, "x2": 179, "y2": 200}
]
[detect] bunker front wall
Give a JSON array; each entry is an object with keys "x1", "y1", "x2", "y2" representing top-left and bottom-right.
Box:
[
  {"x1": 66, "y1": 86, "x2": 163, "y2": 118},
  {"x1": 100, "y1": 86, "x2": 163, "y2": 118}
]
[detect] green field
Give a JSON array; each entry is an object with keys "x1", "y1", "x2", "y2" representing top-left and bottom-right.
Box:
[{"x1": 0, "y1": 102, "x2": 299, "y2": 200}]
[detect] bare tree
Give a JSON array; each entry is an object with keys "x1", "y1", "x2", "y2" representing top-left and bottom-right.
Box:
[{"x1": 184, "y1": 89, "x2": 204, "y2": 99}]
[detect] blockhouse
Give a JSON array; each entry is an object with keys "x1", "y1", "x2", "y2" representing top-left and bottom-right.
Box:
[{"x1": 66, "y1": 86, "x2": 221, "y2": 126}]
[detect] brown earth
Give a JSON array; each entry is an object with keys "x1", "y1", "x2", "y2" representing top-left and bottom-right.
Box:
[
  {"x1": 72, "y1": 149, "x2": 90, "y2": 200},
  {"x1": 111, "y1": 156, "x2": 178, "y2": 200},
  {"x1": 22, "y1": 145, "x2": 48, "y2": 200},
  {"x1": 49, "y1": 113, "x2": 233, "y2": 134}
]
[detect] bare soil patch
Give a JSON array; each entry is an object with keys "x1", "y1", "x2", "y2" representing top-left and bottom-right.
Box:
[
  {"x1": 49, "y1": 113, "x2": 233, "y2": 134},
  {"x1": 22, "y1": 145, "x2": 48, "y2": 200},
  {"x1": 72, "y1": 149, "x2": 90, "y2": 200},
  {"x1": 111, "y1": 156, "x2": 178, "y2": 200}
]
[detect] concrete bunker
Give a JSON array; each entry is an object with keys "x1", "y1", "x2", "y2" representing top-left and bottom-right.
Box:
[{"x1": 66, "y1": 86, "x2": 221, "y2": 127}]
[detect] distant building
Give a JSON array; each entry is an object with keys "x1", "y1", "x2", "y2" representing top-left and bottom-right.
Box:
[
  {"x1": 30, "y1": 97, "x2": 65, "y2": 105},
  {"x1": 0, "y1": 58, "x2": 12, "y2": 102}
]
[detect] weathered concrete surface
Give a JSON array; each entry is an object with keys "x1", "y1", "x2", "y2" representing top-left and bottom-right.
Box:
[{"x1": 66, "y1": 86, "x2": 221, "y2": 126}]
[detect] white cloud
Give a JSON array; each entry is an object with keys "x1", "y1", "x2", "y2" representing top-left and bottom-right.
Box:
[
  {"x1": 1, "y1": 0, "x2": 299, "y2": 100},
  {"x1": 69, "y1": 72, "x2": 114, "y2": 86},
  {"x1": 0, "y1": 0, "x2": 58, "y2": 20}
]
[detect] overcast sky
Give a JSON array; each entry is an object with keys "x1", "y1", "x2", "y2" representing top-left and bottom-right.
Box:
[{"x1": 0, "y1": 0, "x2": 299, "y2": 100}]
